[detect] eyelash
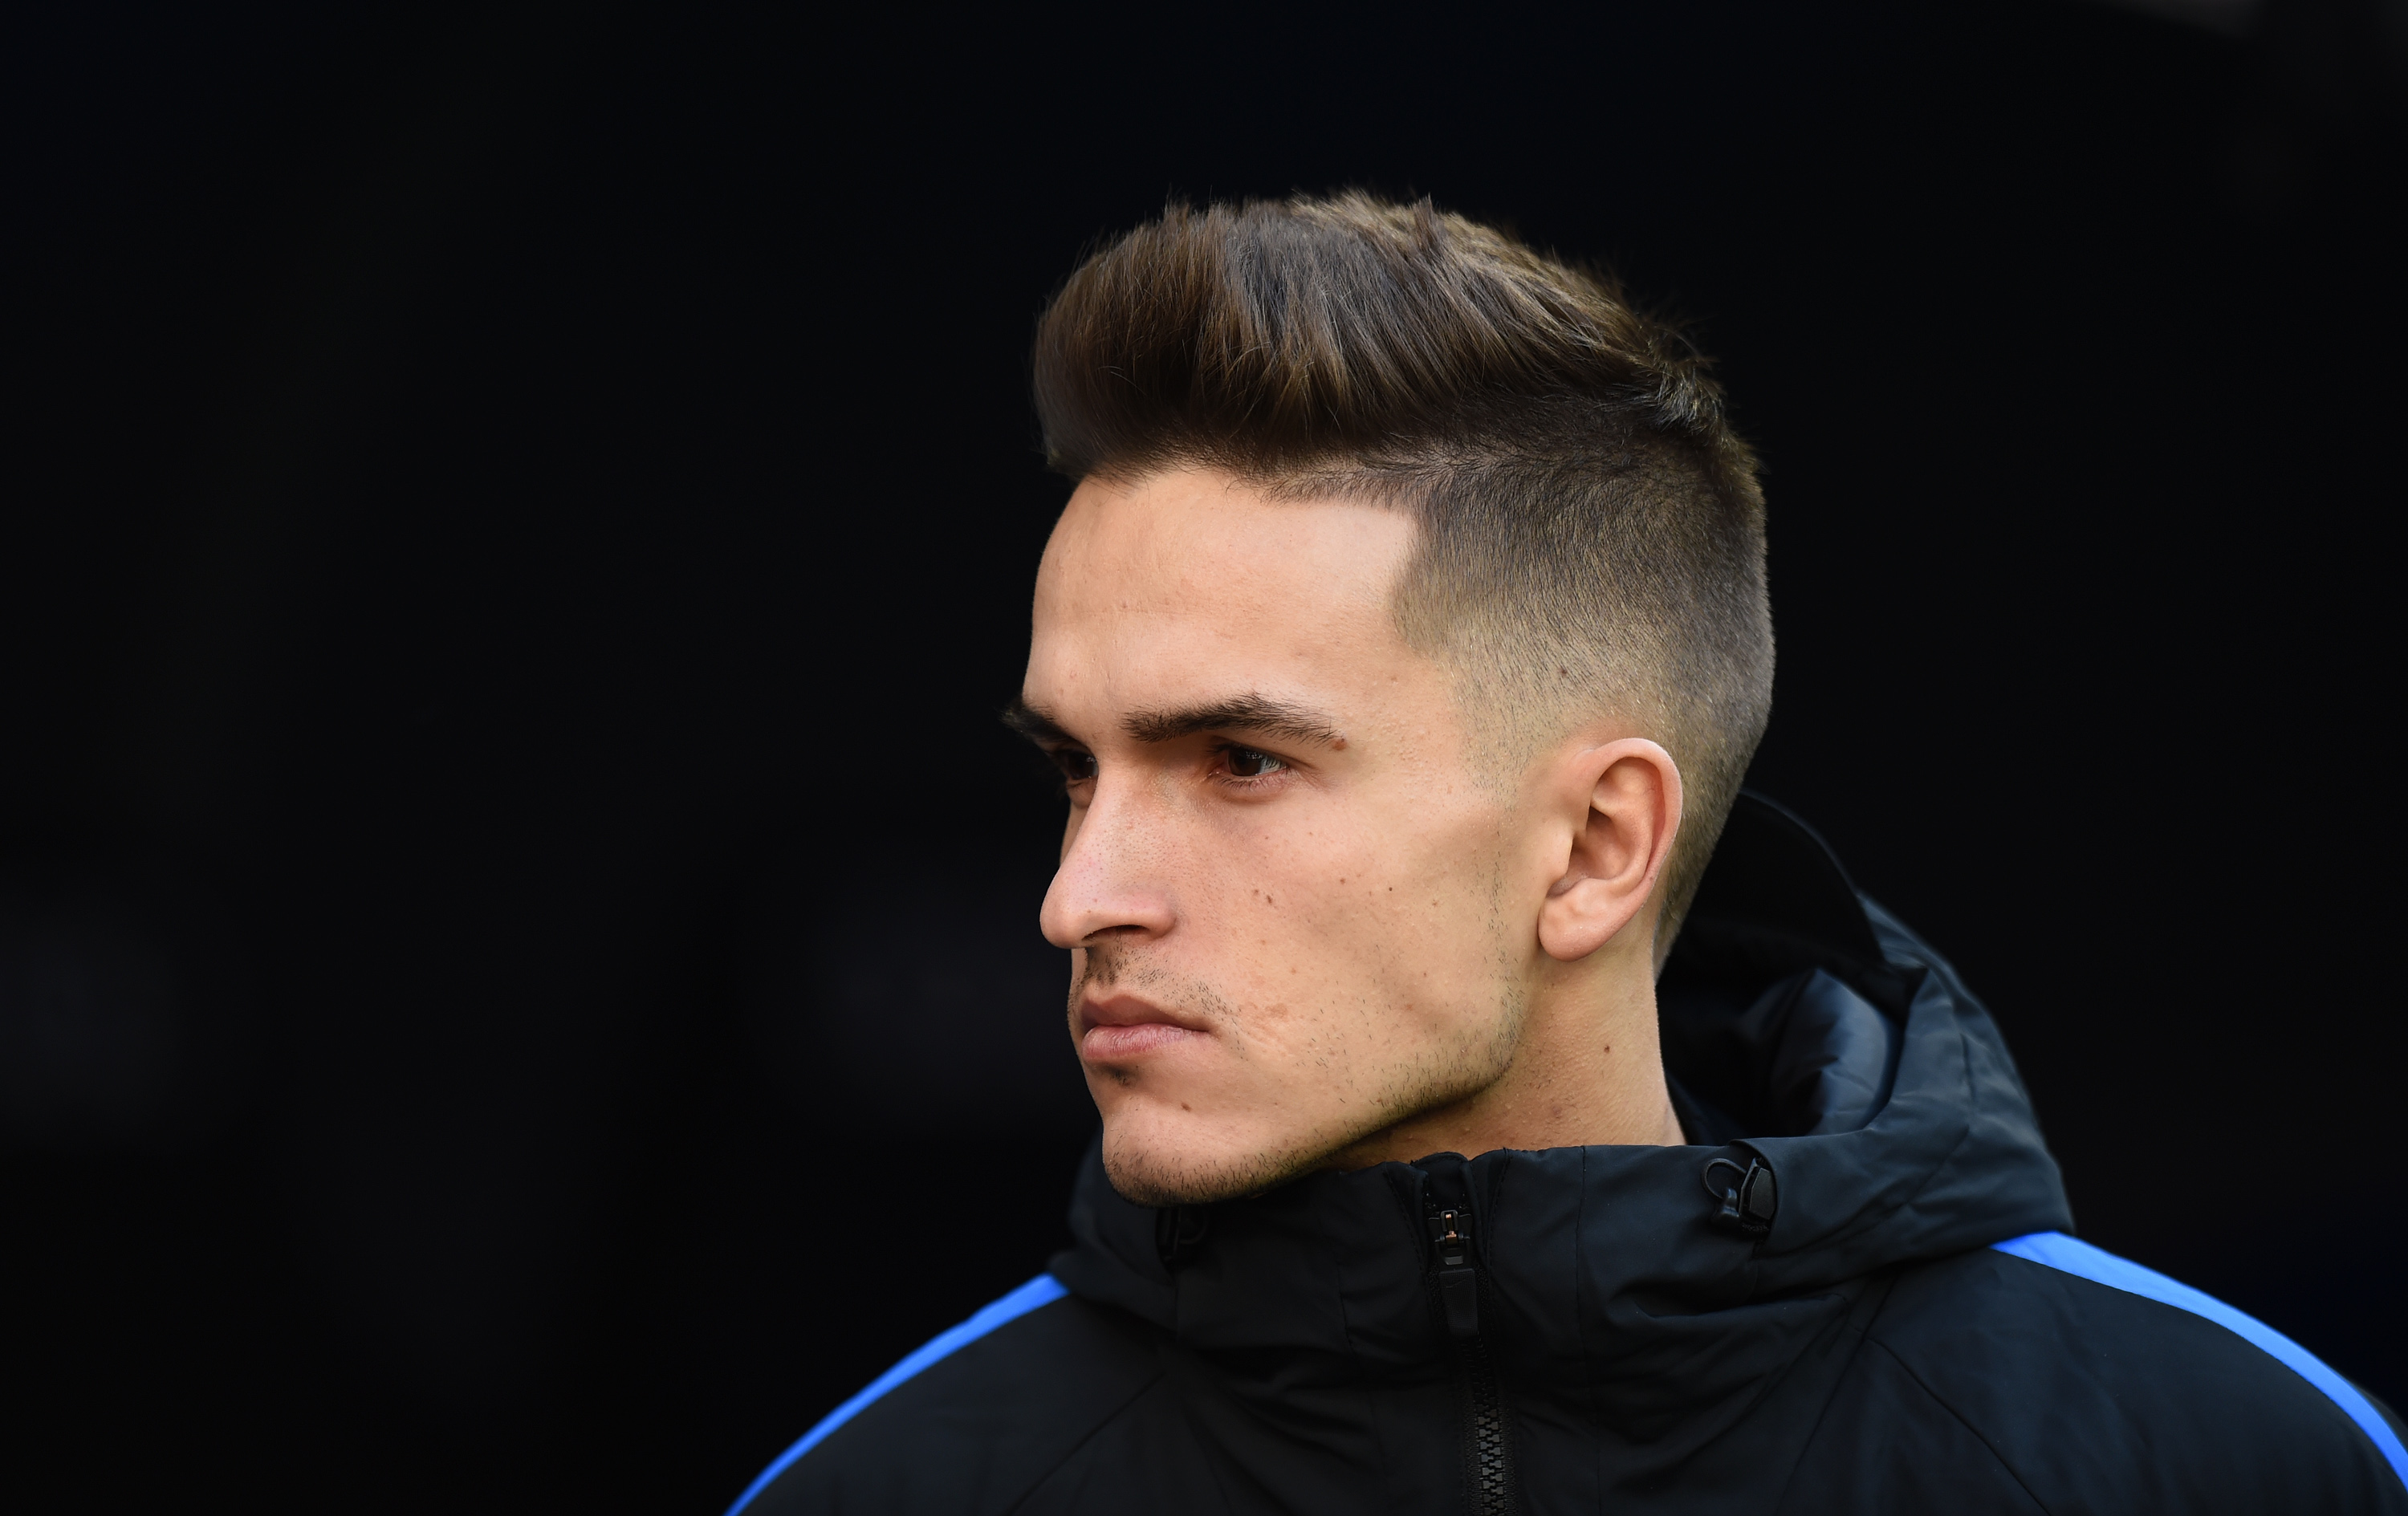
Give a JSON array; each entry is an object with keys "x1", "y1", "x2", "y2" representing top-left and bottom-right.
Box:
[
  {"x1": 1050, "y1": 750, "x2": 1098, "y2": 791},
  {"x1": 1046, "y1": 743, "x2": 1291, "y2": 793},
  {"x1": 1210, "y1": 742, "x2": 1287, "y2": 786}
]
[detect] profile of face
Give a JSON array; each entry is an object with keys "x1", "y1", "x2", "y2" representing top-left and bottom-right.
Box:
[{"x1": 1020, "y1": 469, "x2": 1682, "y2": 1205}]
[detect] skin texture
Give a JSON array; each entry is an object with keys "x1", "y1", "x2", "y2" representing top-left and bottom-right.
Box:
[{"x1": 1023, "y1": 468, "x2": 1687, "y2": 1205}]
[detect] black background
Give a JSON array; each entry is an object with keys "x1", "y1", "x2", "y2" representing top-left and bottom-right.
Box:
[{"x1": 5, "y1": 2, "x2": 2401, "y2": 1510}]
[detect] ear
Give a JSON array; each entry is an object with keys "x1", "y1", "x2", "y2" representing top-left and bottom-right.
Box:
[{"x1": 1536, "y1": 738, "x2": 1683, "y2": 964}]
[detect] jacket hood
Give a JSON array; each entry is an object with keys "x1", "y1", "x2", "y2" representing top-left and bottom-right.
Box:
[{"x1": 1047, "y1": 792, "x2": 2072, "y2": 1449}]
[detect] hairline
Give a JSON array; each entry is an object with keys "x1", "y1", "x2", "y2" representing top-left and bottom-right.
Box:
[{"x1": 1048, "y1": 462, "x2": 1663, "y2": 787}]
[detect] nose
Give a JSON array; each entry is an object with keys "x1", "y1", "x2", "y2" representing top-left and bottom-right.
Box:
[{"x1": 1039, "y1": 778, "x2": 1177, "y2": 949}]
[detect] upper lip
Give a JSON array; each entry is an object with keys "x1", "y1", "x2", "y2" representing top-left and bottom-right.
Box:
[{"x1": 1076, "y1": 994, "x2": 1210, "y2": 1037}]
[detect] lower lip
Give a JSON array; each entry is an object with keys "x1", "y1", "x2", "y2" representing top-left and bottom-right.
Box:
[{"x1": 1080, "y1": 1022, "x2": 1204, "y2": 1061}]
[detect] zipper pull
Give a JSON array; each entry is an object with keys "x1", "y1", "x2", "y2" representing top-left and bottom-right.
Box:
[{"x1": 1426, "y1": 1207, "x2": 1481, "y2": 1339}]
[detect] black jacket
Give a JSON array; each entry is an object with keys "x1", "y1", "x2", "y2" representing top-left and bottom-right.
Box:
[{"x1": 735, "y1": 795, "x2": 2408, "y2": 1514}]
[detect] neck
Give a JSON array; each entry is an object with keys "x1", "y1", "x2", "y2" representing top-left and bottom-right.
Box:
[{"x1": 1324, "y1": 941, "x2": 1683, "y2": 1168}]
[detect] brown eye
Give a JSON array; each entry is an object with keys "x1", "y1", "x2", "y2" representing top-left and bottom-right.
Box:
[
  {"x1": 1052, "y1": 750, "x2": 1097, "y2": 784},
  {"x1": 1226, "y1": 746, "x2": 1284, "y2": 778}
]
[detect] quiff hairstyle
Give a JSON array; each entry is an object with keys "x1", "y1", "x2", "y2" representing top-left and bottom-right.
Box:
[{"x1": 1033, "y1": 193, "x2": 1772, "y2": 957}]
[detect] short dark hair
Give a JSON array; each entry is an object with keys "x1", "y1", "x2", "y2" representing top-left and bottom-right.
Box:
[{"x1": 1032, "y1": 193, "x2": 1771, "y2": 954}]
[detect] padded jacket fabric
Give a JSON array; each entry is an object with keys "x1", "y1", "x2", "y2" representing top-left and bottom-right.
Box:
[{"x1": 735, "y1": 794, "x2": 2408, "y2": 1514}]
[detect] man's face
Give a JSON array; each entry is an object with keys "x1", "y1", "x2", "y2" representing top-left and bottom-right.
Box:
[{"x1": 1021, "y1": 469, "x2": 1540, "y2": 1204}]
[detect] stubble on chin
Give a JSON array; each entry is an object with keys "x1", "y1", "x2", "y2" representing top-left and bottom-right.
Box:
[
  {"x1": 1074, "y1": 943, "x2": 1519, "y2": 1207},
  {"x1": 1101, "y1": 1128, "x2": 1331, "y2": 1207},
  {"x1": 1072, "y1": 943, "x2": 1299, "y2": 1205}
]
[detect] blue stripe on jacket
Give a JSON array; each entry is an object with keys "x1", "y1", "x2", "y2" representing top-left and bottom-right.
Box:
[
  {"x1": 724, "y1": 1273, "x2": 1070, "y2": 1515},
  {"x1": 727, "y1": 1238, "x2": 2406, "y2": 1510},
  {"x1": 1995, "y1": 1231, "x2": 2407, "y2": 1489}
]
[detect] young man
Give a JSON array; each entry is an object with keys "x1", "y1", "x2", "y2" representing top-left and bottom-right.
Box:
[{"x1": 732, "y1": 196, "x2": 2407, "y2": 1514}]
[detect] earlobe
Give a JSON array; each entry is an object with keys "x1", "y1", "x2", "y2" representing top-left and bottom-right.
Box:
[
  {"x1": 1534, "y1": 740, "x2": 1681, "y2": 964},
  {"x1": 1536, "y1": 878, "x2": 1627, "y2": 962}
]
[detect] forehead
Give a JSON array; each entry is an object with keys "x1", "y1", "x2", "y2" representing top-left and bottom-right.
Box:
[{"x1": 1027, "y1": 470, "x2": 1423, "y2": 722}]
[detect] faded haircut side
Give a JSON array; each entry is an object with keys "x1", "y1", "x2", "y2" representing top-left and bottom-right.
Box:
[{"x1": 1031, "y1": 192, "x2": 1773, "y2": 960}]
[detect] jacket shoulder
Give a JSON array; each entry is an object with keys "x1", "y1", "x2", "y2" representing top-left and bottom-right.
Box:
[
  {"x1": 1823, "y1": 1240, "x2": 2408, "y2": 1514},
  {"x1": 734, "y1": 1281, "x2": 1169, "y2": 1515}
]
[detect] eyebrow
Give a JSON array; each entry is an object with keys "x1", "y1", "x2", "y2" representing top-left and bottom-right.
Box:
[
  {"x1": 1000, "y1": 698, "x2": 1073, "y2": 745},
  {"x1": 1001, "y1": 693, "x2": 1346, "y2": 749}
]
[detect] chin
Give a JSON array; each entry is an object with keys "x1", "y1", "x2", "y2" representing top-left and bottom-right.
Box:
[{"x1": 1096, "y1": 1103, "x2": 1340, "y2": 1207}]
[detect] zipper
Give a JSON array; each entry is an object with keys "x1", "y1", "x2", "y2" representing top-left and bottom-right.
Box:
[{"x1": 1425, "y1": 1185, "x2": 1518, "y2": 1514}]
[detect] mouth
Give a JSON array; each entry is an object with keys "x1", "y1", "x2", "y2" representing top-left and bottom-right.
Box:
[{"x1": 1076, "y1": 994, "x2": 1209, "y2": 1063}]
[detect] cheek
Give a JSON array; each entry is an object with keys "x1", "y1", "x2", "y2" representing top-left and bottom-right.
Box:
[
  {"x1": 1355, "y1": 823, "x2": 1515, "y2": 1024},
  {"x1": 1214, "y1": 836, "x2": 1502, "y2": 1047}
]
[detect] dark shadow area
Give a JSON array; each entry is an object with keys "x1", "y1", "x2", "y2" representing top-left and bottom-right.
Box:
[{"x1": 5, "y1": 1, "x2": 2400, "y2": 1508}]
